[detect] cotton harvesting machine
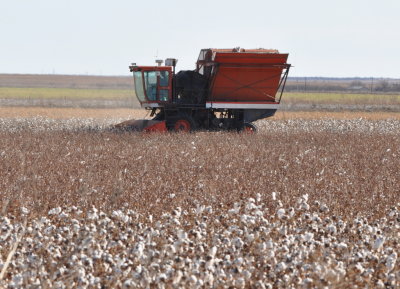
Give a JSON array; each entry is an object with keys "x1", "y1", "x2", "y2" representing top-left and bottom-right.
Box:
[{"x1": 118, "y1": 48, "x2": 290, "y2": 132}]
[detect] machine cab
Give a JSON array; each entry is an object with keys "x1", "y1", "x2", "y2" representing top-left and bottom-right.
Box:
[{"x1": 129, "y1": 65, "x2": 173, "y2": 107}]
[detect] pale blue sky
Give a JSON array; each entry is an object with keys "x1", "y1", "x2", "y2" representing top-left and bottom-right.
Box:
[{"x1": 1, "y1": 0, "x2": 399, "y2": 77}]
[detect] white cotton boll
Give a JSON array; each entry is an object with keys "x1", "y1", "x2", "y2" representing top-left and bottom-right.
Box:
[
  {"x1": 59, "y1": 212, "x2": 69, "y2": 219},
  {"x1": 209, "y1": 246, "x2": 217, "y2": 258},
  {"x1": 319, "y1": 204, "x2": 329, "y2": 213},
  {"x1": 157, "y1": 273, "x2": 167, "y2": 282},
  {"x1": 234, "y1": 278, "x2": 245, "y2": 289},
  {"x1": 257, "y1": 242, "x2": 267, "y2": 252},
  {"x1": 123, "y1": 279, "x2": 136, "y2": 288},
  {"x1": 177, "y1": 230, "x2": 188, "y2": 241},
  {"x1": 48, "y1": 207, "x2": 62, "y2": 215},
  {"x1": 228, "y1": 207, "x2": 240, "y2": 215},
  {"x1": 53, "y1": 281, "x2": 66, "y2": 289},
  {"x1": 172, "y1": 207, "x2": 182, "y2": 218},
  {"x1": 72, "y1": 223, "x2": 80, "y2": 233},
  {"x1": 279, "y1": 226, "x2": 287, "y2": 236},
  {"x1": 300, "y1": 202, "x2": 310, "y2": 211},
  {"x1": 386, "y1": 252, "x2": 397, "y2": 272},
  {"x1": 266, "y1": 240, "x2": 274, "y2": 249},
  {"x1": 165, "y1": 244, "x2": 176, "y2": 255},
  {"x1": 44, "y1": 225, "x2": 54, "y2": 235},
  {"x1": 354, "y1": 263, "x2": 364, "y2": 274},
  {"x1": 243, "y1": 270, "x2": 252, "y2": 280},
  {"x1": 196, "y1": 279, "x2": 204, "y2": 287},
  {"x1": 135, "y1": 242, "x2": 145, "y2": 257},
  {"x1": 172, "y1": 270, "x2": 183, "y2": 285},
  {"x1": 327, "y1": 224, "x2": 337, "y2": 235},
  {"x1": 204, "y1": 272, "x2": 214, "y2": 286},
  {"x1": 277, "y1": 208, "x2": 285, "y2": 219},
  {"x1": 12, "y1": 274, "x2": 23, "y2": 286},
  {"x1": 87, "y1": 210, "x2": 99, "y2": 220},
  {"x1": 276, "y1": 262, "x2": 286, "y2": 273},
  {"x1": 21, "y1": 207, "x2": 29, "y2": 215},
  {"x1": 325, "y1": 268, "x2": 339, "y2": 283},
  {"x1": 263, "y1": 283, "x2": 272, "y2": 289},
  {"x1": 240, "y1": 214, "x2": 249, "y2": 223},
  {"x1": 233, "y1": 237, "x2": 244, "y2": 249},
  {"x1": 376, "y1": 279, "x2": 385, "y2": 288},
  {"x1": 189, "y1": 275, "x2": 197, "y2": 284},
  {"x1": 288, "y1": 207, "x2": 295, "y2": 218},
  {"x1": 387, "y1": 273, "x2": 396, "y2": 286},
  {"x1": 266, "y1": 250, "x2": 275, "y2": 259},
  {"x1": 196, "y1": 205, "x2": 205, "y2": 215},
  {"x1": 304, "y1": 232, "x2": 314, "y2": 242},
  {"x1": 312, "y1": 215, "x2": 321, "y2": 223},
  {"x1": 112, "y1": 210, "x2": 130, "y2": 223},
  {"x1": 245, "y1": 233, "x2": 255, "y2": 243},
  {"x1": 372, "y1": 236, "x2": 385, "y2": 251},
  {"x1": 388, "y1": 209, "x2": 397, "y2": 218},
  {"x1": 336, "y1": 242, "x2": 348, "y2": 250},
  {"x1": 76, "y1": 267, "x2": 86, "y2": 278},
  {"x1": 272, "y1": 192, "x2": 277, "y2": 201},
  {"x1": 302, "y1": 278, "x2": 313, "y2": 287},
  {"x1": 245, "y1": 202, "x2": 257, "y2": 211},
  {"x1": 234, "y1": 257, "x2": 244, "y2": 265},
  {"x1": 197, "y1": 245, "x2": 205, "y2": 254}
]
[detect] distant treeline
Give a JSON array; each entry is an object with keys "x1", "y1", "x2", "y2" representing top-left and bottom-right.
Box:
[{"x1": 286, "y1": 77, "x2": 400, "y2": 93}]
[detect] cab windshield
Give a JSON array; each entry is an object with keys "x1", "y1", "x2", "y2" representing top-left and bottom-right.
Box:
[
  {"x1": 133, "y1": 70, "x2": 170, "y2": 103},
  {"x1": 133, "y1": 71, "x2": 146, "y2": 102}
]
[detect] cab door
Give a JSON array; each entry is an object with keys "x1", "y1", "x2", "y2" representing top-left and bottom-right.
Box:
[{"x1": 157, "y1": 69, "x2": 172, "y2": 102}]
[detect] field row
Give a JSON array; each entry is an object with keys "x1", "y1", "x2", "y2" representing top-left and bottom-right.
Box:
[
  {"x1": 1, "y1": 116, "x2": 399, "y2": 135},
  {"x1": 1, "y1": 118, "x2": 399, "y2": 218},
  {"x1": 1, "y1": 107, "x2": 400, "y2": 120}
]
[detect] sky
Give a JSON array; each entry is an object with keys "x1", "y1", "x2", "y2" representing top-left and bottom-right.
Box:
[{"x1": 1, "y1": 0, "x2": 399, "y2": 78}]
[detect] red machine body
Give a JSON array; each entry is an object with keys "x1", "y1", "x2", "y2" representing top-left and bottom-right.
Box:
[{"x1": 128, "y1": 48, "x2": 290, "y2": 132}]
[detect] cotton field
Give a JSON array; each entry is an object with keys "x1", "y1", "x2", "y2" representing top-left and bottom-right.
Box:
[
  {"x1": 0, "y1": 116, "x2": 400, "y2": 134},
  {"x1": 0, "y1": 116, "x2": 399, "y2": 288},
  {"x1": 1, "y1": 196, "x2": 399, "y2": 288}
]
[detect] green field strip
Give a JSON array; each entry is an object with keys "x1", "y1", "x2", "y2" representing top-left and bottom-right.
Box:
[
  {"x1": 282, "y1": 92, "x2": 400, "y2": 104},
  {"x1": 0, "y1": 87, "x2": 135, "y2": 99}
]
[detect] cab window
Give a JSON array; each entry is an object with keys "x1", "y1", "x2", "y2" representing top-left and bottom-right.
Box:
[
  {"x1": 143, "y1": 71, "x2": 157, "y2": 101},
  {"x1": 159, "y1": 71, "x2": 169, "y2": 87},
  {"x1": 133, "y1": 71, "x2": 145, "y2": 102}
]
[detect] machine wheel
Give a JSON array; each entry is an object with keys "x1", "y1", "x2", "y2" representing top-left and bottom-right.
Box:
[
  {"x1": 172, "y1": 115, "x2": 196, "y2": 132},
  {"x1": 241, "y1": 123, "x2": 257, "y2": 133}
]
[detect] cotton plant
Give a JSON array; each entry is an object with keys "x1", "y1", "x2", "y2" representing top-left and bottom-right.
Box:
[{"x1": 0, "y1": 199, "x2": 399, "y2": 288}]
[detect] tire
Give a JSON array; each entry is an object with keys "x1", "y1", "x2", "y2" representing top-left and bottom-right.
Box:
[
  {"x1": 241, "y1": 123, "x2": 257, "y2": 133},
  {"x1": 172, "y1": 115, "x2": 197, "y2": 132}
]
